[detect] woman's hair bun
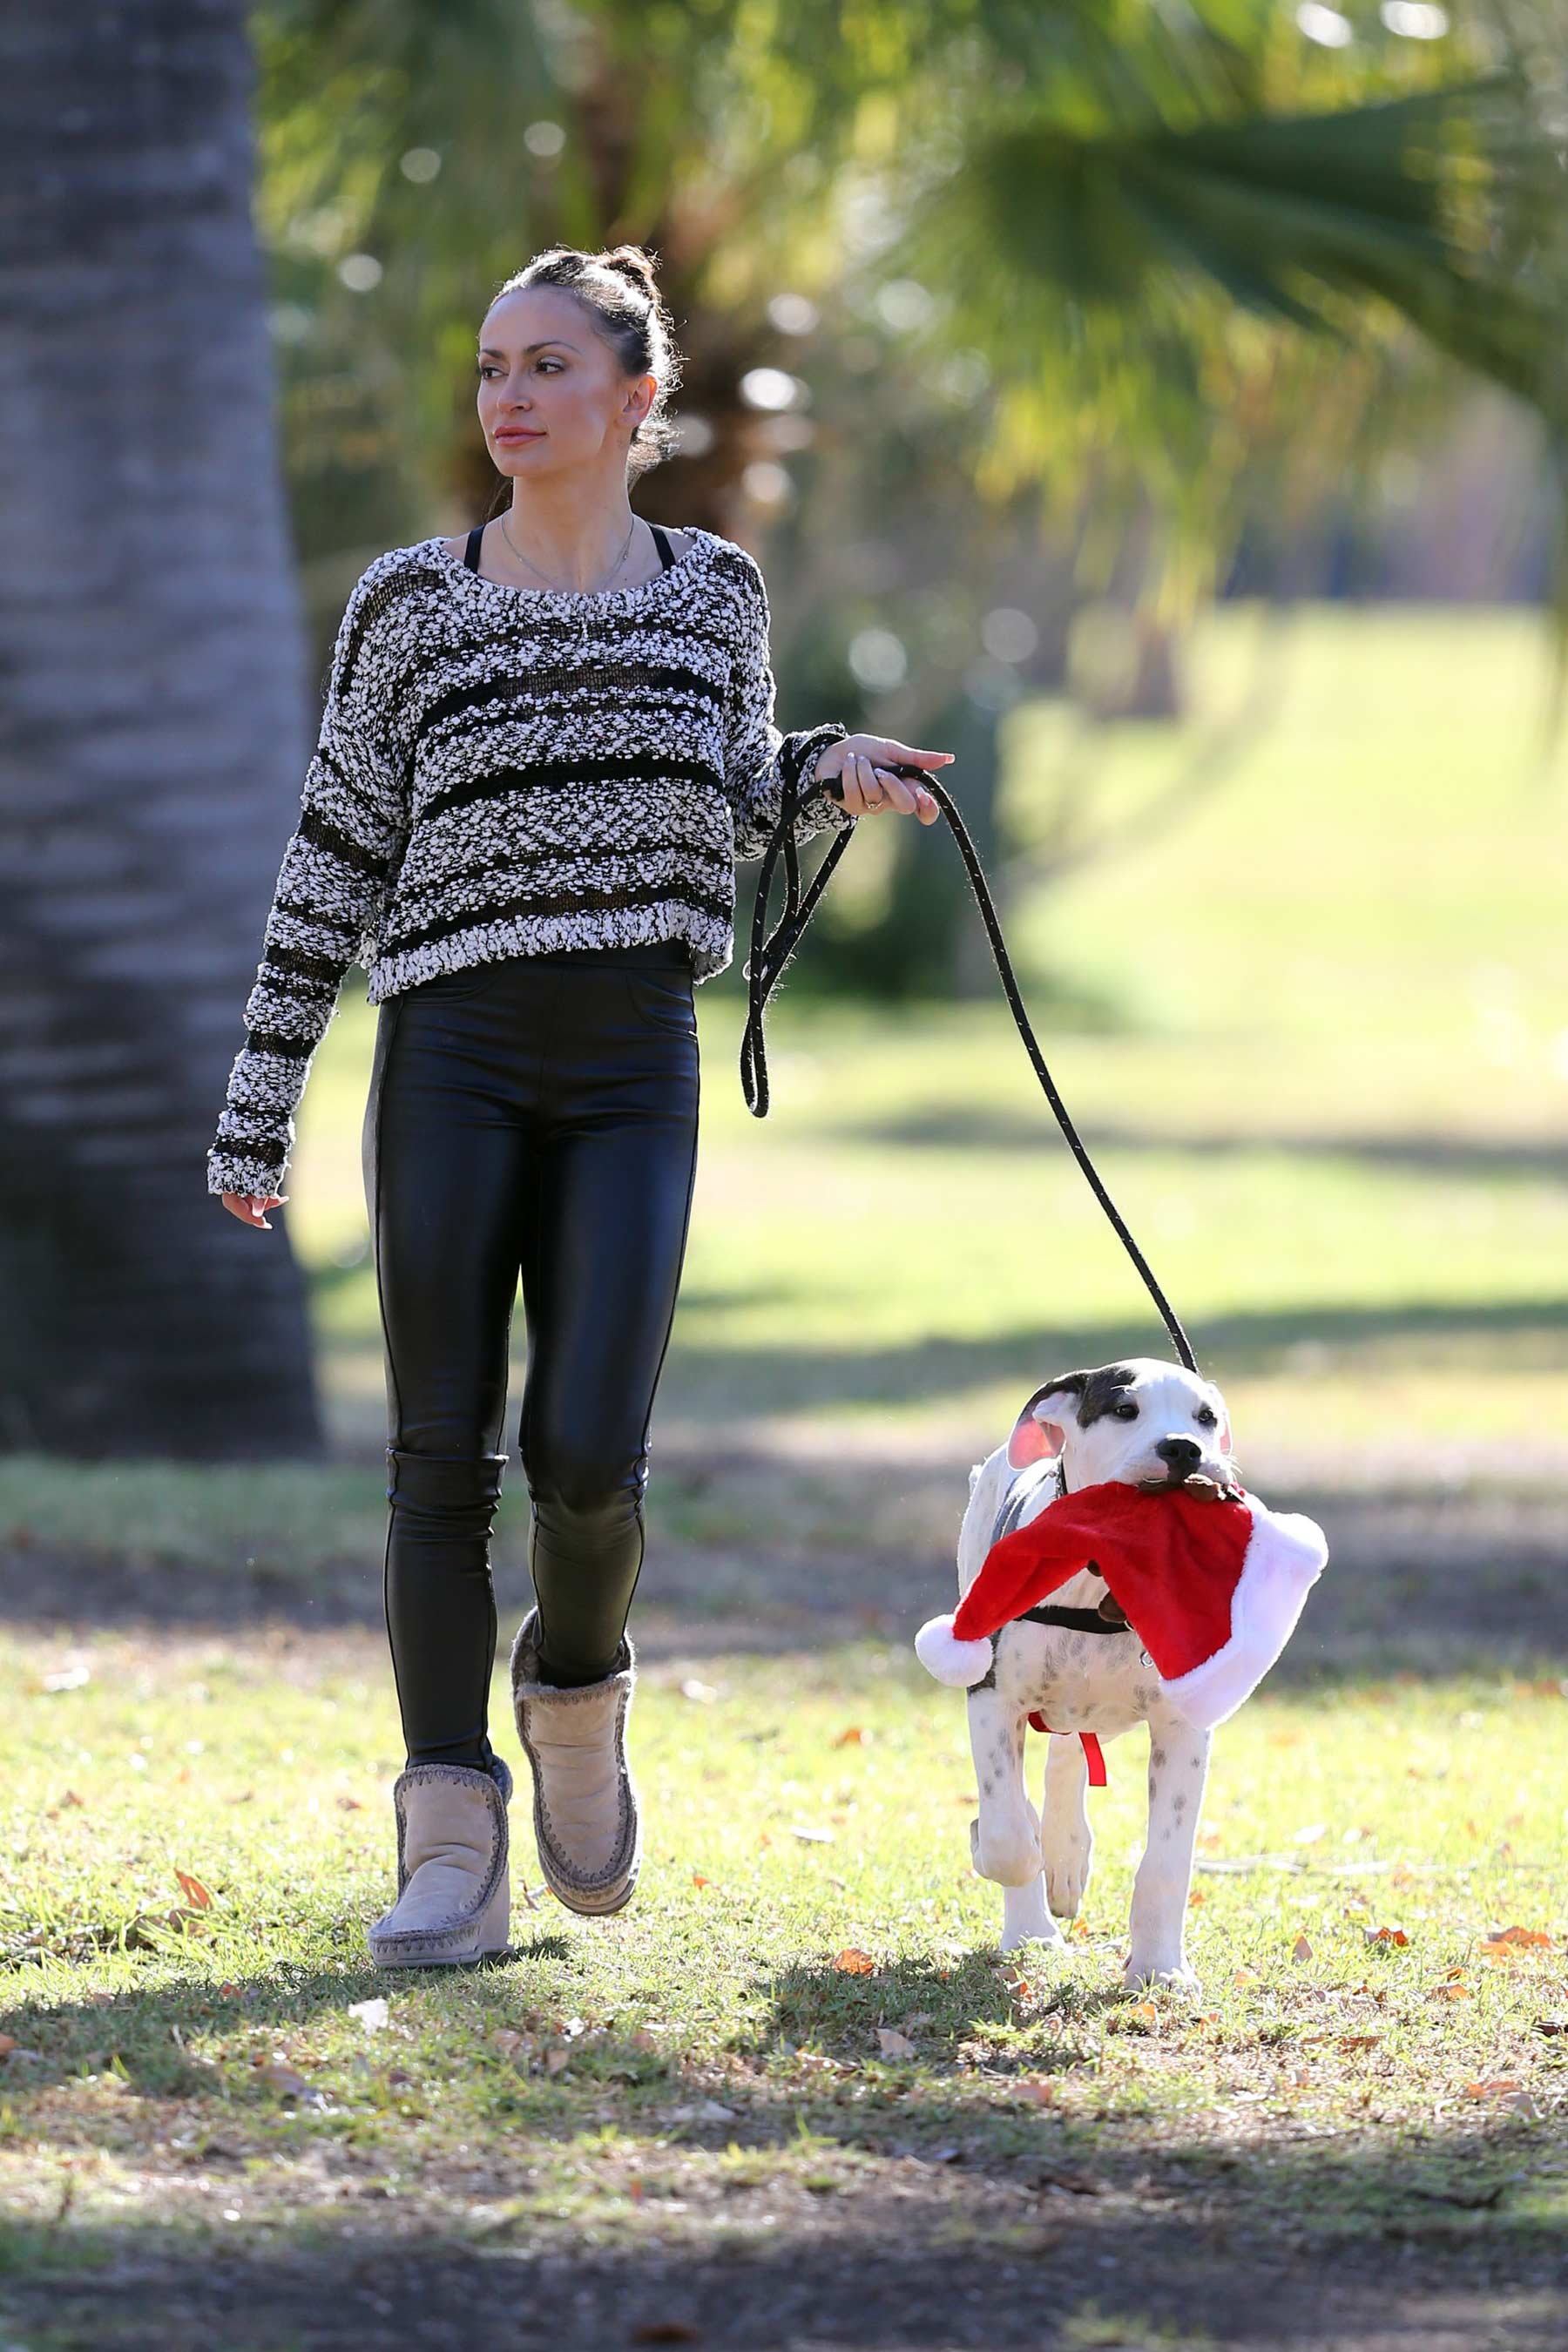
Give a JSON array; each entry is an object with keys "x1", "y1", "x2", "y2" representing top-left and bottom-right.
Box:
[{"x1": 598, "y1": 246, "x2": 659, "y2": 301}]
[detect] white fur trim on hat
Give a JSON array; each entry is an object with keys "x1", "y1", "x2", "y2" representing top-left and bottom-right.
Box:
[
  {"x1": 915, "y1": 1613, "x2": 995, "y2": 1688},
  {"x1": 1160, "y1": 1497, "x2": 1328, "y2": 1730}
]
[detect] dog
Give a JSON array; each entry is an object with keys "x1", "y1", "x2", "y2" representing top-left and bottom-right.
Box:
[{"x1": 955, "y1": 1355, "x2": 1237, "y2": 1989}]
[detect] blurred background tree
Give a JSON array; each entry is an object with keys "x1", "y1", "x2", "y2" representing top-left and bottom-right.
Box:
[
  {"x1": 253, "y1": 0, "x2": 1568, "y2": 1004},
  {"x1": 3, "y1": 0, "x2": 1566, "y2": 1454}
]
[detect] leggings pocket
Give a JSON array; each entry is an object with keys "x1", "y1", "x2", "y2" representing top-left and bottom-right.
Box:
[{"x1": 618, "y1": 963, "x2": 698, "y2": 1037}]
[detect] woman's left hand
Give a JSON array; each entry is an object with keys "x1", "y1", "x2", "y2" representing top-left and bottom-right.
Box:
[{"x1": 812, "y1": 735, "x2": 952, "y2": 823}]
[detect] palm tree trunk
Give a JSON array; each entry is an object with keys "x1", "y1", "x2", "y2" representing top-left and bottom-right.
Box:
[{"x1": 0, "y1": 1, "x2": 325, "y2": 1459}]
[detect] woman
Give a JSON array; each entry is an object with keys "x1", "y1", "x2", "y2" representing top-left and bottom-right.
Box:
[{"x1": 208, "y1": 243, "x2": 952, "y2": 1968}]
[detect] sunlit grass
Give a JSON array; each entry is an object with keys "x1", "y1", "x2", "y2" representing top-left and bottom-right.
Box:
[{"x1": 2, "y1": 1631, "x2": 1565, "y2": 2267}]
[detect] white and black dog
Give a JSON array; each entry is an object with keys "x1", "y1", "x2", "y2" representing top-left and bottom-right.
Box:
[{"x1": 955, "y1": 1355, "x2": 1236, "y2": 1989}]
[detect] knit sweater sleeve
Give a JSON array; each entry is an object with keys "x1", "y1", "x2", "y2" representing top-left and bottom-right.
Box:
[
  {"x1": 722, "y1": 549, "x2": 858, "y2": 864},
  {"x1": 206, "y1": 560, "x2": 411, "y2": 1200}
]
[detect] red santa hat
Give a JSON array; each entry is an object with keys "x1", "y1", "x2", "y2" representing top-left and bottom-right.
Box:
[{"x1": 916, "y1": 1480, "x2": 1328, "y2": 1730}]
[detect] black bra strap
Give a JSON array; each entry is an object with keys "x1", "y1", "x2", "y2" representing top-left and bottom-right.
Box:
[{"x1": 650, "y1": 524, "x2": 674, "y2": 570}]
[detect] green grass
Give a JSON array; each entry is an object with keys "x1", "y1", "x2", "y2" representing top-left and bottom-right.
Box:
[{"x1": 2, "y1": 1636, "x2": 1565, "y2": 2278}]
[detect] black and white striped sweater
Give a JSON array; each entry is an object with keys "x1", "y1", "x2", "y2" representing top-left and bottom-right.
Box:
[{"x1": 206, "y1": 525, "x2": 855, "y2": 1200}]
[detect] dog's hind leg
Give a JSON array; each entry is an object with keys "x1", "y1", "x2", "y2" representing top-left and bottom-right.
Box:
[{"x1": 1038, "y1": 1734, "x2": 1093, "y2": 1919}]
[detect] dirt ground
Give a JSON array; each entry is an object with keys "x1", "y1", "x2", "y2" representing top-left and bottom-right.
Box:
[{"x1": 3, "y1": 2208, "x2": 1565, "y2": 2350}]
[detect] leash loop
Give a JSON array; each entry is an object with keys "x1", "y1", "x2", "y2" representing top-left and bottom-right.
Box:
[{"x1": 740, "y1": 764, "x2": 1200, "y2": 1375}]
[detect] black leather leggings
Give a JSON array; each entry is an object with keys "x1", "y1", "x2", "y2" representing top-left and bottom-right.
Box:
[{"x1": 361, "y1": 939, "x2": 701, "y2": 1771}]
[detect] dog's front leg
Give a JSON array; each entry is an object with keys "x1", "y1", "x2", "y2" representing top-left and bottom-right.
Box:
[
  {"x1": 1039, "y1": 1734, "x2": 1093, "y2": 1919},
  {"x1": 966, "y1": 1687, "x2": 1059, "y2": 1952},
  {"x1": 1125, "y1": 1704, "x2": 1211, "y2": 1993}
]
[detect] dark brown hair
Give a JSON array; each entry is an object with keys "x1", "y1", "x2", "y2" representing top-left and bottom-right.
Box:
[{"x1": 484, "y1": 244, "x2": 684, "y2": 486}]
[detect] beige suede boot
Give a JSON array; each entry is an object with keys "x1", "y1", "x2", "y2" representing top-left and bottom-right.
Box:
[
  {"x1": 510, "y1": 1610, "x2": 640, "y2": 1916},
  {"x1": 367, "y1": 1754, "x2": 512, "y2": 1969}
]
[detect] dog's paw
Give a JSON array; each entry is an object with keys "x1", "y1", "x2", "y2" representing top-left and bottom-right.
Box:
[
  {"x1": 1042, "y1": 1835, "x2": 1092, "y2": 1920},
  {"x1": 970, "y1": 1813, "x2": 1043, "y2": 1889},
  {"x1": 1122, "y1": 1951, "x2": 1201, "y2": 1997},
  {"x1": 1000, "y1": 1882, "x2": 1062, "y2": 1954},
  {"x1": 1000, "y1": 1921, "x2": 1066, "y2": 1956}
]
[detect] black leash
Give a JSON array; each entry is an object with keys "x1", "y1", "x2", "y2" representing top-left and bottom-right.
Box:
[{"x1": 740, "y1": 760, "x2": 1200, "y2": 1376}]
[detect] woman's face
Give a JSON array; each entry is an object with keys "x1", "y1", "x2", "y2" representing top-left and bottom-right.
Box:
[{"x1": 476, "y1": 285, "x2": 655, "y2": 479}]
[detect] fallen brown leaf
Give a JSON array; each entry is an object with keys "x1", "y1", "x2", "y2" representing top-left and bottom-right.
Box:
[
  {"x1": 253, "y1": 2055, "x2": 312, "y2": 2098},
  {"x1": 831, "y1": 1949, "x2": 875, "y2": 1976}
]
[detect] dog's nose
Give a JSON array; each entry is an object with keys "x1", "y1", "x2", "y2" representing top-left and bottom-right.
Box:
[{"x1": 1156, "y1": 1436, "x2": 1203, "y2": 1469}]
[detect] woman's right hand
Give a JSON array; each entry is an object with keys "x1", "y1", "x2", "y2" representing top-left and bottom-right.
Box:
[{"x1": 220, "y1": 1191, "x2": 288, "y2": 1230}]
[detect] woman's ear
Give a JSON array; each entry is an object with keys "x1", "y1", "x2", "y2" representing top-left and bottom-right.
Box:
[{"x1": 1007, "y1": 1375, "x2": 1085, "y2": 1470}]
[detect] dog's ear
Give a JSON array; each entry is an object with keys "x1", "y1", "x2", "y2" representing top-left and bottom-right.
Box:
[{"x1": 1008, "y1": 1373, "x2": 1086, "y2": 1470}]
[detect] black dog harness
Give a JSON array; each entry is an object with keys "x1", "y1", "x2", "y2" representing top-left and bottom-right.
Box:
[
  {"x1": 985, "y1": 1458, "x2": 1137, "y2": 1786},
  {"x1": 988, "y1": 1458, "x2": 1132, "y2": 1636}
]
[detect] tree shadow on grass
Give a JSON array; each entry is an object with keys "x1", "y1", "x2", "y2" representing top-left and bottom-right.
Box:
[
  {"x1": 0, "y1": 1940, "x2": 576, "y2": 2097},
  {"x1": 1, "y1": 1943, "x2": 1565, "y2": 2344},
  {"x1": 856, "y1": 1106, "x2": 1568, "y2": 1182},
  {"x1": 658, "y1": 1293, "x2": 1568, "y2": 1422},
  {"x1": 0, "y1": 2096, "x2": 1563, "y2": 2349}
]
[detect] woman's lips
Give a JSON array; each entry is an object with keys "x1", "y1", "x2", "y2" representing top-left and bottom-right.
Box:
[{"x1": 496, "y1": 429, "x2": 544, "y2": 442}]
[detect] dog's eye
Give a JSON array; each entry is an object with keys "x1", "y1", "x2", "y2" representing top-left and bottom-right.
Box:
[
  {"x1": 1195, "y1": 1406, "x2": 1218, "y2": 1428},
  {"x1": 1112, "y1": 1401, "x2": 1139, "y2": 1421}
]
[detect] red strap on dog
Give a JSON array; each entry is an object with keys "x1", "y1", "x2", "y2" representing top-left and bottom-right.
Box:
[{"x1": 1027, "y1": 1716, "x2": 1108, "y2": 1787}]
